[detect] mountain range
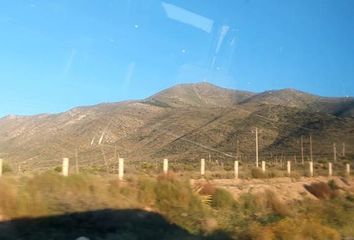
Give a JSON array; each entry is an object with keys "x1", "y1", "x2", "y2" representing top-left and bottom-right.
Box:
[{"x1": 0, "y1": 82, "x2": 353, "y2": 171}]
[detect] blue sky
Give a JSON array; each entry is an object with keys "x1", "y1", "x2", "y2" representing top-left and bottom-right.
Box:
[{"x1": 1, "y1": 0, "x2": 354, "y2": 116}]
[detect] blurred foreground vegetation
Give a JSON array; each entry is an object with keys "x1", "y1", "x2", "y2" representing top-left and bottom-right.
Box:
[{"x1": 0, "y1": 173, "x2": 353, "y2": 239}]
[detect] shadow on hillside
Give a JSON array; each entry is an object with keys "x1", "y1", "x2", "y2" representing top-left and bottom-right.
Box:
[{"x1": 0, "y1": 209, "x2": 231, "y2": 240}]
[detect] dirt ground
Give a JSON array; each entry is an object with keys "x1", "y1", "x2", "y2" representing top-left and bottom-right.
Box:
[{"x1": 193, "y1": 176, "x2": 354, "y2": 202}]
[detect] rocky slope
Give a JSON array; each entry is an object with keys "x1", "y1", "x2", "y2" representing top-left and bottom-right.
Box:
[{"x1": 0, "y1": 82, "x2": 353, "y2": 171}]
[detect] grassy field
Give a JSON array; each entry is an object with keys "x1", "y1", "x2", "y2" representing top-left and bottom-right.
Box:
[{"x1": 0, "y1": 172, "x2": 353, "y2": 240}]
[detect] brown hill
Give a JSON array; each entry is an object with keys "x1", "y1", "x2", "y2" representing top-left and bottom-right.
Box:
[{"x1": 0, "y1": 82, "x2": 353, "y2": 172}]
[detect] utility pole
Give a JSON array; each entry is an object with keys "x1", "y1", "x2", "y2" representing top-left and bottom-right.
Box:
[
  {"x1": 114, "y1": 144, "x2": 117, "y2": 162},
  {"x1": 309, "y1": 135, "x2": 313, "y2": 162},
  {"x1": 236, "y1": 137, "x2": 240, "y2": 161},
  {"x1": 256, "y1": 127, "x2": 259, "y2": 167},
  {"x1": 301, "y1": 135, "x2": 304, "y2": 165},
  {"x1": 333, "y1": 143, "x2": 337, "y2": 163}
]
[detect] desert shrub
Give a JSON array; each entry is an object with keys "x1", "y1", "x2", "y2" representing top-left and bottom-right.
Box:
[
  {"x1": 53, "y1": 166, "x2": 62, "y2": 172},
  {"x1": 262, "y1": 191, "x2": 292, "y2": 217},
  {"x1": 267, "y1": 170, "x2": 282, "y2": 178},
  {"x1": 243, "y1": 218, "x2": 340, "y2": 240},
  {"x1": 244, "y1": 223, "x2": 276, "y2": 240},
  {"x1": 211, "y1": 188, "x2": 236, "y2": 210},
  {"x1": 346, "y1": 194, "x2": 354, "y2": 202},
  {"x1": 321, "y1": 198, "x2": 354, "y2": 237},
  {"x1": 137, "y1": 177, "x2": 156, "y2": 206},
  {"x1": 1, "y1": 162, "x2": 12, "y2": 173},
  {"x1": 298, "y1": 196, "x2": 354, "y2": 237},
  {"x1": 154, "y1": 174, "x2": 206, "y2": 233},
  {"x1": 328, "y1": 179, "x2": 338, "y2": 191},
  {"x1": 251, "y1": 168, "x2": 266, "y2": 178},
  {"x1": 0, "y1": 179, "x2": 18, "y2": 218},
  {"x1": 16, "y1": 173, "x2": 136, "y2": 216},
  {"x1": 271, "y1": 218, "x2": 340, "y2": 240},
  {"x1": 238, "y1": 193, "x2": 260, "y2": 217}
]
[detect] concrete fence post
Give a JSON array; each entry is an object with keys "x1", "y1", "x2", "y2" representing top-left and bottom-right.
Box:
[
  {"x1": 309, "y1": 161, "x2": 313, "y2": 177},
  {"x1": 328, "y1": 162, "x2": 332, "y2": 177},
  {"x1": 62, "y1": 158, "x2": 69, "y2": 177},
  {"x1": 118, "y1": 158, "x2": 124, "y2": 180},
  {"x1": 0, "y1": 158, "x2": 3, "y2": 177},
  {"x1": 287, "y1": 161, "x2": 291, "y2": 176},
  {"x1": 200, "y1": 158, "x2": 205, "y2": 176},
  {"x1": 346, "y1": 163, "x2": 351, "y2": 176},
  {"x1": 234, "y1": 161, "x2": 239, "y2": 179},
  {"x1": 163, "y1": 159, "x2": 168, "y2": 174},
  {"x1": 261, "y1": 161, "x2": 266, "y2": 172}
]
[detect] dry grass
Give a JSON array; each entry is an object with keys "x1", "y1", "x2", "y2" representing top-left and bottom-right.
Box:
[
  {"x1": 0, "y1": 172, "x2": 353, "y2": 239},
  {"x1": 247, "y1": 218, "x2": 341, "y2": 240}
]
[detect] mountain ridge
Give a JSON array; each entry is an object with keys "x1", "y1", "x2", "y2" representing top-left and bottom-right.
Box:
[
  {"x1": 0, "y1": 82, "x2": 353, "y2": 172},
  {"x1": 2, "y1": 82, "x2": 353, "y2": 118}
]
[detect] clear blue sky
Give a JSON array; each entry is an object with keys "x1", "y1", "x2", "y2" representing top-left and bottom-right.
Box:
[{"x1": 1, "y1": 0, "x2": 354, "y2": 116}]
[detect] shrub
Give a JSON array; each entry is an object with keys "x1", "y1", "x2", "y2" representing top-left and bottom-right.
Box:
[
  {"x1": 321, "y1": 198, "x2": 354, "y2": 237},
  {"x1": 251, "y1": 168, "x2": 266, "y2": 178},
  {"x1": 154, "y1": 175, "x2": 206, "y2": 233},
  {"x1": 2, "y1": 162, "x2": 12, "y2": 173},
  {"x1": 0, "y1": 179, "x2": 18, "y2": 218},
  {"x1": 328, "y1": 179, "x2": 338, "y2": 191},
  {"x1": 238, "y1": 193, "x2": 260, "y2": 217},
  {"x1": 53, "y1": 166, "x2": 62, "y2": 173},
  {"x1": 211, "y1": 188, "x2": 236, "y2": 210},
  {"x1": 243, "y1": 218, "x2": 340, "y2": 240},
  {"x1": 137, "y1": 177, "x2": 156, "y2": 206},
  {"x1": 245, "y1": 223, "x2": 276, "y2": 240},
  {"x1": 271, "y1": 218, "x2": 340, "y2": 240},
  {"x1": 262, "y1": 190, "x2": 292, "y2": 217}
]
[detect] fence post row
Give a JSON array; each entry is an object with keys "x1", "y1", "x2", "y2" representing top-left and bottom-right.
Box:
[
  {"x1": 234, "y1": 161, "x2": 239, "y2": 179},
  {"x1": 163, "y1": 159, "x2": 168, "y2": 174},
  {"x1": 261, "y1": 161, "x2": 266, "y2": 172},
  {"x1": 1, "y1": 155, "x2": 352, "y2": 179},
  {"x1": 309, "y1": 161, "x2": 314, "y2": 177},
  {"x1": 200, "y1": 158, "x2": 205, "y2": 176},
  {"x1": 62, "y1": 158, "x2": 69, "y2": 177},
  {"x1": 118, "y1": 158, "x2": 124, "y2": 180},
  {"x1": 287, "y1": 161, "x2": 291, "y2": 175}
]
